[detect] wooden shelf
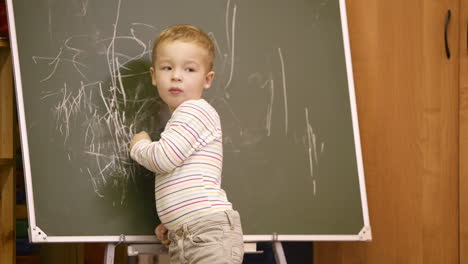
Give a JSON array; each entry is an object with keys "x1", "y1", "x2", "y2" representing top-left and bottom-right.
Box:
[
  {"x1": 0, "y1": 158, "x2": 13, "y2": 166},
  {"x1": 0, "y1": 39, "x2": 9, "y2": 48},
  {"x1": 16, "y1": 204, "x2": 27, "y2": 219},
  {"x1": 0, "y1": 35, "x2": 14, "y2": 264}
]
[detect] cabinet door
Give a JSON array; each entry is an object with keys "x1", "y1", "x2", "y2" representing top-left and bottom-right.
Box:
[
  {"x1": 314, "y1": 1, "x2": 459, "y2": 263},
  {"x1": 460, "y1": 0, "x2": 468, "y2": 263},
  {"x1": 0, "y1": 46, "x2": 14, "y2": 264}
]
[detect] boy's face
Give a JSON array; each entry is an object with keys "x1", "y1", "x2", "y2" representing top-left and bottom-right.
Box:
[{"x1": 150, "y1": 40, "x2": 215, "y2": 112}]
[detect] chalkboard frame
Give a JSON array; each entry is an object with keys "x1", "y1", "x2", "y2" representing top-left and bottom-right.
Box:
[{"x1": 7, "y1": 0, "x2": 371, "y2": 243}]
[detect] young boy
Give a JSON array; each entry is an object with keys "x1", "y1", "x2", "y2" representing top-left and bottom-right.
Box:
[{"x1": 130, "y1": 24, "x2": 244, "y2": 264}]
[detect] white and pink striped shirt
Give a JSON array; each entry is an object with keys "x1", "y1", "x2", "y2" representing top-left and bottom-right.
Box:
[{"x1": 130, "y1": 99, "x2": 232, "y2": 230}]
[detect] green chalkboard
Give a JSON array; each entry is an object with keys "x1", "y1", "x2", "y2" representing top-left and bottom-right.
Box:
[{"x1": 8, "y1": 0, "x2": 371, "y2": 242}]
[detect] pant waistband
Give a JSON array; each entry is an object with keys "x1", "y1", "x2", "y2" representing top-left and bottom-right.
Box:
[{"x1": 168, "y1": 210, "x2": 240, "y2": 241}]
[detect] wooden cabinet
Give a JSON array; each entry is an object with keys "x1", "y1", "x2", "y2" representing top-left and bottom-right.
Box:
[
  {"x1": 0, "y1": 40, "x2": 15, "y2": 264},
  {"x1": 315, "y1": 0, "x2": 461, "y2": 263},
  {"x1": 460, "y1": 0, "x2": 468, "y2": 263}
]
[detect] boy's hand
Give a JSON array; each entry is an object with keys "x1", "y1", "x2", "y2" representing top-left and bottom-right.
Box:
[
  {"x1": 155, "y1": 223, "x2": 170, "y2": 247},
  {"x1": 130, "y1": 131, "x2": 151, "y2": 149}
]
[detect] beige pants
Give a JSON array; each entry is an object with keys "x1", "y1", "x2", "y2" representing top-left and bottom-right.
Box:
[{"x1": 167, "y1": 210, "x2": 244, "y2": 264}]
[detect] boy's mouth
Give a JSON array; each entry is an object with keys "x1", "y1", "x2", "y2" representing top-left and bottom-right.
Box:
[{"x1": 169, "y1": 87, "x2": 183, "y2": 95}]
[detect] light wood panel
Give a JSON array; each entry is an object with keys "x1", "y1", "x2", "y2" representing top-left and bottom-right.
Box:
[
  {"x1": 314, "y1": 0, "x2": 459, "y2": 263},
  {"x1": 0, "y1": 46, "x2": 12, "y2": 159},
  {"x1": 0, "y1": 46, "x2": 15, "y2": 264},
  {"x1": 0, "y1": 165, "x2": 15, "y2": 264},
  {"x1": 460, "y1": 0, "x2": 468, "y2": 263}
]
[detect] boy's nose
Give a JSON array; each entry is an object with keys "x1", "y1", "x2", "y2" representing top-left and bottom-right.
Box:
[{"x1": 171, "y1": 70, "x2": 182, "y2": 82}]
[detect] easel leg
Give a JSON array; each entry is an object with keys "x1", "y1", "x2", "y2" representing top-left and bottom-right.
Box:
[
  {"x1": 104, "y1": 243, "x2": 116, "y2": 264},
  {"x1": 272, "y1": 241, "x2": 287, "y2": 264}
]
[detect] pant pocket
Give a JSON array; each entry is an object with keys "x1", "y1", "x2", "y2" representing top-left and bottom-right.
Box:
[{"x1": 189, "y1": 224, "x2": 224, "y2": 246}]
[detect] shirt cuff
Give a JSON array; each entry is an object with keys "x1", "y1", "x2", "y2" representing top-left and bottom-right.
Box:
[{"x1": 130, "y1": 139, "x2": 152, "y2": 161}]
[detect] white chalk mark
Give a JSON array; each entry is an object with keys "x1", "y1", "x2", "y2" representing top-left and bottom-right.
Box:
[
  {"x1": 278, "y1": 48, "x2": 288, "y2": 135},
  {"x1": 116, "y1": 57, "x2": 127, "y2": 106},
  {"x1": 130, "y1": 28, "x2": 147, "y2": 51},
  {"x1": 106, "y1": 0, "x2": 122, "y2": 92},
  {"x1": 304, "y1": 107, "x2": 324, "y2": 192},
  {"x1": 64, "y1": 35, "x2": 89, "y2": 81},
  {"x1": 88, "y1": 168, "x2": 104, "y2": 198},
  {"x1": 100, "y1": 159, "x2": 115, "y2": 175},
  {"x1": 42, "y1": 0, "x2": 161, "y2": 205},
  {"x1": 267, "y1": 80, "x2": 274, "y2": 136},
  {"x1": 131, "y1": 22, "x2": 156, "y2": 29},
  {"x1": 313, "y1": 180, "x2": 316, "y2": 195},
  {"x1": 225, "y1": 0, "x2": 231, "y2": 51},
  {"x1": 41, "y1": 91, "x2": 61, "y2": 100},
  {"x1": 208, "y1": 32, "x2": 223, "y2": 58},
  {"x1": 84, "y1": 151, "x2": 109, "y2": 158},
  {"x1": 94, "y1": 149, "x2": 107, "y2": 185},
  {"x1": 119, "y1": 71, "x2": 150, "y2": 78},
  {"x1": 224, "y1": 3, "x2": 237, "y2": 91},
  {"x1": 147, "y1": 39, "x2": 153, "y2": 61},
  {"x1": 261, "y1": 78, "x2": 274, "y2": 136},
  {"x1": 34, "y1": 47, "x2": 63, "y2": 82},
  {"x1": 48, "y1": 7, "x2": 52, "y2": 40},
  {"x1": 84, "y1": 121, "x2": 93, "y2": 145},
  {"x1": 97, "y1": 49, "x2": 132, "y2": 60},
  {"x1": 82, "y1": 81, "x2": 104, "y2": 88},
  {"x1": 134, "y1": 98, "x2": 152, "y2": 122},
  {"x1": 33, "y1": 56, "x2": 87, "y2": 68},
  {"x1": 312, "y1": 132, "x2": 318, "y2": 164},
  {"x1": 305, "y1": 107, "x2": 315, "y2": 179},
  {"x1": 33, "y1": 42, "x2": 89, "y2": 82},
  {"x1": 77, "y1": 0, "x2": 89, "y2": 16},
  {"x1": 305, "y1": 107, "x2": 314, "y2": 177},
  {"x1": 54, "y1": 83, "x2": 72, "y2": 142}
]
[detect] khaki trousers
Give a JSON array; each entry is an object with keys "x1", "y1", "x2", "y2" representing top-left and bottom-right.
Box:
[{"x1": 167, "y1": 210, "x2": 244, "y2": 264}]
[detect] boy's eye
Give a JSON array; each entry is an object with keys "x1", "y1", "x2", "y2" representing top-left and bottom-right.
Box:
[
  {"x1": 161, "y1": 66, "x2": 172, "y2": 70},
  {"x1": 185, "y1": 68, "x2": 195, "y2": 72}
]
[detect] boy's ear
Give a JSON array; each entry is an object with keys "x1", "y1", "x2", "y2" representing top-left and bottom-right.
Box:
[
  {"x1": 150, "y1": 67, "x2": 157, "y2": 86},
  {"x1": 204, "y1": 71, "x2": 215, "y2": 89}
]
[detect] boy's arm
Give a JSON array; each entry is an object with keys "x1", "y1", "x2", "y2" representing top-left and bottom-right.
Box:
[{"x1": 130, "y1": 101, "x2": 220, "y2": 174}]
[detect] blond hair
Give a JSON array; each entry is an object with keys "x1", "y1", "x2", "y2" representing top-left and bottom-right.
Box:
[{"x1": 152, "y1": 24, "x2": 215, "y2": 70}]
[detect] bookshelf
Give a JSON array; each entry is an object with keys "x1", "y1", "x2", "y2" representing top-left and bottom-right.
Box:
[{"x1": 0, "y1": 38, "x2": 15, "y2": 264}]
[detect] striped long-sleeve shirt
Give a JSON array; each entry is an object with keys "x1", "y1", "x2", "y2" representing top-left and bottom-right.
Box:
[{"x1": 130, "y1": 99, "x2": 232, "y2": 230}]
